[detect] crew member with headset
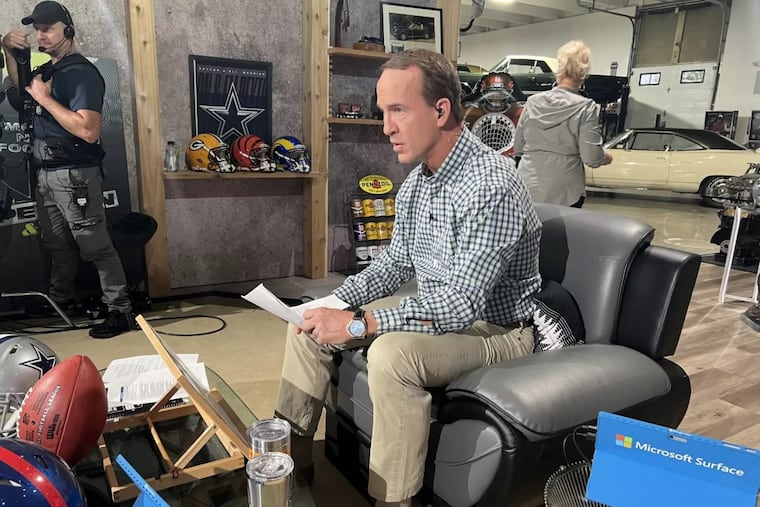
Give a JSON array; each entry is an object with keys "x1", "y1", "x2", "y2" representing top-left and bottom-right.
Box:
[{"x1": 2, "y1": 1, "x2": 135, "y2": 338}]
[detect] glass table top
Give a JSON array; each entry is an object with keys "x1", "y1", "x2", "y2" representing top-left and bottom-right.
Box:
[{"x1": 80, "y1": 367, "x2": 257, "y2": 507}]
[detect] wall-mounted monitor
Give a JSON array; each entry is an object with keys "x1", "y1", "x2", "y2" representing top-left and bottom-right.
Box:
[
  {"x1": 638, "y1": 72, "x2": 661, "y2": 86},
  {"x1": 680, "y1": 69, "x2": 705, "y2": 84}
]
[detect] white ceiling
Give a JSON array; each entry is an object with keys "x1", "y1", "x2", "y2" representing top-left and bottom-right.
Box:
[{"x1": 459, "y1": 0, "x2": 674, "y2": 34}]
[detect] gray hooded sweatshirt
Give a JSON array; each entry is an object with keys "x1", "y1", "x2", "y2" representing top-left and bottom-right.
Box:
[{"x1": 513, "y1": 87, "x2": 606, "y2": 206}]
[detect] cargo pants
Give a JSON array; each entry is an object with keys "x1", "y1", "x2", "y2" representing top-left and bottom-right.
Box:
[{"x1": 36, "y1": 166, "x2": 131, "y2": 313}]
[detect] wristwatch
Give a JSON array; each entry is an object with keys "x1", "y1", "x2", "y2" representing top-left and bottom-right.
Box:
[{"x1": 347, "y1": 309, "x2": 368, "y2": 339}]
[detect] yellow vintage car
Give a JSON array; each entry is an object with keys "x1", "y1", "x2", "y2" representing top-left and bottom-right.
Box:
[{"x1": 586, "y1": 128, "x2": 760, "y2": 207}]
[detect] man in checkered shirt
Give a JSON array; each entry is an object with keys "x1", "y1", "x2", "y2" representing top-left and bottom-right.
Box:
[{"x1": 275, "y1": 49, "x2": 541, "y2": 507}]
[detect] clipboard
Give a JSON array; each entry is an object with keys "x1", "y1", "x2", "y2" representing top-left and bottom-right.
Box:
[
  {"x1": 97, "y1": 315, "x2": 252, "y2": 502},
  {"x1": 587, "y1": 411, "x2": 760, "y2": 507}
]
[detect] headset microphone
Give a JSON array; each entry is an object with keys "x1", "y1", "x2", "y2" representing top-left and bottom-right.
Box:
[{"x1": 39, "y1": 36, "x2": 67, "y2": 53}]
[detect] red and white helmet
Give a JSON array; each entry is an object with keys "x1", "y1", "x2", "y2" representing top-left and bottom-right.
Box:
[{"x1": 231, "y1": 135, "x2": 276, "y2": 172}]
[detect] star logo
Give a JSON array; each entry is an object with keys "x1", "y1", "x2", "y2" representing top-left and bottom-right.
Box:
[
  {"x1": 200, "y1": 83, "x2": 264, "y2": 140},
  {"x1": 20, "y1": 344, "x2": 58, "y2": 378}
]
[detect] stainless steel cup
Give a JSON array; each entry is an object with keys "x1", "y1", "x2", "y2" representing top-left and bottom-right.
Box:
[
  {"x1": 248, "y1": 418, "x2": 292, "y2": 457},
  {"x1": 246, "y1": 452, "x2": 294, "y2": 507}
]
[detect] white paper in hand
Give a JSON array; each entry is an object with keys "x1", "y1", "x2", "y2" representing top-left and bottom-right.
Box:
[{"x1": 242, "y1": 284, "x2": 349, "y2": 327}]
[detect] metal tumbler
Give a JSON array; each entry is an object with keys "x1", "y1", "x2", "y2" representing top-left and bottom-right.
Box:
[
  {"x1": 248, "y1": 418, "x2": 292, "y2": 457},
  {"x1": 246, "y1": 452, "x2": 294, "y2": 507}
]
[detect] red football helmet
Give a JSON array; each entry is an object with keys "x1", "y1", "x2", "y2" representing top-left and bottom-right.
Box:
[{"x1": 231, "y1": 134, "x2": 276, "y2": 172}]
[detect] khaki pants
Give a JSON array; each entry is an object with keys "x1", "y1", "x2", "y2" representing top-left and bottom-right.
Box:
[{"x1": 275, "y1": 296, "x2": 533, "y2": 502}]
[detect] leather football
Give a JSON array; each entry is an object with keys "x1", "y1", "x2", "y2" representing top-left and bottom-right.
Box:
[{"x1": 17, "y1": 355, "x2": 107, "y2": 466}]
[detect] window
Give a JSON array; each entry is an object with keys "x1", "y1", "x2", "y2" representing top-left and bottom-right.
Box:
[
  {"x1": 669, "y1": 134, "x2": 703, "y2": 151},
  {"x1": 631, "y1": 132, "x2": 672, "y2": 151},
  {"x1": 639, "y1": 72, "x2": 661, "y2": 86},
  {"x1": 680, "y1": 69, "x2": 705, "y2": 84},
  {"x1": 605, "y1": 131, "x2": 632, "y2": 150}
]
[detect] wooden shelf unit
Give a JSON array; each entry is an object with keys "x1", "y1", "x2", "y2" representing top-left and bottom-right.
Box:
[
  {"x1": 327, "y1": 117, "x2": 384, "y2": 126},
  {"x1": 302, "y1": 0, "x2": 460, "y2": 279},
  {"x1": 162, "y1": 171, "x2": 324, "y2": 180}
]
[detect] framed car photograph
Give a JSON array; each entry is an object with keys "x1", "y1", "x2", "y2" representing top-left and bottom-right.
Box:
[
  {"x1": 381, "y1": 2, "x2": 443, "y2": 54},
  {"x1": 704, "y1": 110, "x2": 739, "y2": 139},
  {"x1": 680, "y1": 69, "x2": 705, "y2": 84}
]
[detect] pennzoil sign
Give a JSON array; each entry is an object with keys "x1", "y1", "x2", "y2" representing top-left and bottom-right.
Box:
[{"x1": 359, "y1": 175, "x2": 393, "y2": 195}]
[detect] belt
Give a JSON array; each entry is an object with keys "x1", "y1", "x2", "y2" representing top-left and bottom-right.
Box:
[{"x1": 505, "y1": 319, "x2": 533, "y2": 330}]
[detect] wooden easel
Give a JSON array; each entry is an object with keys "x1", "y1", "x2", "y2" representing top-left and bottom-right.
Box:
[{"x1": 98, "y1": 315, "x2": 252, "y2": 502}]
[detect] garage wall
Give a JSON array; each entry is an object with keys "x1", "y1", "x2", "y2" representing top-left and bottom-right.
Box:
[
  {"x1": 462, "y1": 1, "x2": 759, "y2": 145},
  {"x1": 459, "y1": 8, "x2": 636, "y2": 77},
  {"x1": 627, "y1": 64, "x2": 718, "y2": 129},
  {"x1": 713, "y1": 0, "x2": 760, "y2": 144}
]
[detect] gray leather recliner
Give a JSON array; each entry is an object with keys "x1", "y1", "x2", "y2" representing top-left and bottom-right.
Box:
[{"x1": 324, "y1": 203, "x2": 700, "y2": 507}]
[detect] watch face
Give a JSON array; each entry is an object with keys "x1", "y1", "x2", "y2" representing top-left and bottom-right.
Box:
[{"x1": 348, "y1": 319, "x2": 366, "y2": 337}]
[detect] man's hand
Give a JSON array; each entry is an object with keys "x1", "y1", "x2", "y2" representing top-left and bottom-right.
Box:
[
  {"x1": 300, "y1": 308, "x2": 354, "y2": 346},
  {"x1": 26, "y1": 75, "x2": 52, "y2": 103},
  {"x1": 602, "y1": 151, "x2": 613, "y2": 166},
  {"x1": 1, "y1": 30, "x2": 30, "y2": 53}
]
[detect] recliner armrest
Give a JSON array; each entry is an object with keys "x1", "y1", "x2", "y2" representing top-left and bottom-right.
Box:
[
  {"x1": 445, "y1": 344, "x2": 671, "y2": 442},
  {"x1": 615, "y1": 246, "x2": 700, "y2": 358}
]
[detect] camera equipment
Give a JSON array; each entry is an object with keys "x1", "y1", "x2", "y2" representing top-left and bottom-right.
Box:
[{"x1": 13, "y1": 47, "x2": 33, "y2": 91}]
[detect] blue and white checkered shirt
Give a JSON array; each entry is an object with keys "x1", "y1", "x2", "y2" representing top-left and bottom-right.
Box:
[{"x1": 334, "y1": 128, "x2": 541, "y2": 335}]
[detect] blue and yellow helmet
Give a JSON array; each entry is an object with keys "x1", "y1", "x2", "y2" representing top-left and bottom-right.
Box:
[{"x1": 271, "y1": 136, "x2": 311, "y2": 173}]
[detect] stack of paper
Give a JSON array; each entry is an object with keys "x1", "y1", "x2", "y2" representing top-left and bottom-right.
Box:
[
  {"x1": 241, "y1": 284, "x2": 348, "y2": 327},
  {"x1": 102, "y1": 354, "x2": 210, "y2": 412}
]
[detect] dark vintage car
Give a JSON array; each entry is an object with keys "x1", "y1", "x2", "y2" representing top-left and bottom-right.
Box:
[
  {"x1": 391, "y1": 21, "x2": 432, "y2": 41},
  {"x1": 458, "y1": 56, "x2": 628, "y2": 106}
]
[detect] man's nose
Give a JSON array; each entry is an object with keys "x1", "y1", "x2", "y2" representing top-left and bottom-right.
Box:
[{"x1": 383, "y1": 116, "x2": 395, "y2": 137}]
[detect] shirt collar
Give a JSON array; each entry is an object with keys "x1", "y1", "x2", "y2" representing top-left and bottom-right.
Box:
[{"x1": 419, "y1": 127, "x2": 477, "y2": 186}]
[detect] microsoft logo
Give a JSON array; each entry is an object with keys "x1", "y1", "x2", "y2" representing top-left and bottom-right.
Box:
[{"x1": 616, "y1": 434, "x2": 633, "y2": 449}]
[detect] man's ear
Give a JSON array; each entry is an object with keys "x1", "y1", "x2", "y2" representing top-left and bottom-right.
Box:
[{"x1": 435, "y1": 98, "x2": 450, "y2": 119}]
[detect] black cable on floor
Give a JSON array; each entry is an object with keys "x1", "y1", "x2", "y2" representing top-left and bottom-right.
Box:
[
  {"x1": 143, "y1": 315, "x2": 227, "y2": 336},
  {"x1": 0, "y1": 314, "x2": 227, "y2": 337}
]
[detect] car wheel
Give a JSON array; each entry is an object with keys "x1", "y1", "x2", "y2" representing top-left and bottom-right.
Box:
[
  {"x1": 424, "y1": 32, "x2": 431, "y2": 39},
  {"x1": 399, "y1": 32, "x2": 408, "y2": 41},
  {"x1": 700, "y1": 176, "x2": 731, "y2": 208}
]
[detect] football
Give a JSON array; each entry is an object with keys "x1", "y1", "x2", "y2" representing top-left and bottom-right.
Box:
[{"x1": 17, "y1": 354, "x2": 107, "y2": 466}]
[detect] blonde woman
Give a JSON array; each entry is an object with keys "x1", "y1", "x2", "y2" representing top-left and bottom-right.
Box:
[{"x1": 514, "y1": 40, "x2": 613, "y2": 207}]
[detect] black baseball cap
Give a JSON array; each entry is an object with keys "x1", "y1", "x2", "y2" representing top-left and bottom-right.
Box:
[{"x1": 22, "y1": 1, "x2": 71, "y2": 26}]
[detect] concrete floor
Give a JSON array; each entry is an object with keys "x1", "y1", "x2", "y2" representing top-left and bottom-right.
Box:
[{"x1": 583, "y1": 188, "x2": 720, "y2": 255}]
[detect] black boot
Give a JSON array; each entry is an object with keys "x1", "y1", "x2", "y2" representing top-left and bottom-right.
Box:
[{"x1": 89, "y1": 311, "x2": 137, "y2": 339}]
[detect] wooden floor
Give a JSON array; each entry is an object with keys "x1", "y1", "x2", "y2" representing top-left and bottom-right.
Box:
[{"x1": 672, "y1": 263, "x2": 760, "y2": 448}]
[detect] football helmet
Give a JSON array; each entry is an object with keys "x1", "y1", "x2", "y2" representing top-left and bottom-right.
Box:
[
  {"x1": 0, "y1": 334, "x2": 59, "y2": 438},
  {"x1": 185, "y1": 133, "x2": 235, "y2": 172},
  {"x1": 271, "y1": 136, "x2": 311, "y2": 173},
  {"x1": 0, "y1": 439, "x2": 86, "y2": 507},
  {"x1": 231, "y1": 134, "x2": 276, "y2": 172},
  {"x1": 478, "y1": 72, "x2": 515, "y2": 113}
]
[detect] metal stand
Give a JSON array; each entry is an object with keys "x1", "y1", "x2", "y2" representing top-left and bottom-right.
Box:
[
  {"x1": 0, "y1": 291, "x2": 76, "y2": 328},
  {"x1": 718, "y1": 207, "x2": 760, "y2": 304}
]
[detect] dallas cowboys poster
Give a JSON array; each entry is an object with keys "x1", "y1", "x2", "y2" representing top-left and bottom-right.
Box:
[{"x1": 189, "y1": 55, "x2": 272, "y2": 145}]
